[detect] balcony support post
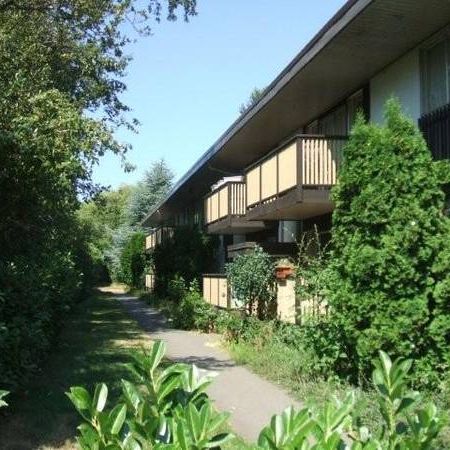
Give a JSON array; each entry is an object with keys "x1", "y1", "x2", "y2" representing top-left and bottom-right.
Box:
[{"x1": 296, "y1": 137, "x2": 304, "y2": 202}]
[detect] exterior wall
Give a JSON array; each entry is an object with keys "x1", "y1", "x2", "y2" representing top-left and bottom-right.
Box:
[
  {"x1": 276, "y1": 278, "x2": 296, "y2": 323},
  {"x1": 370, "y1": 48, "x2": 421, "y2": 124}
]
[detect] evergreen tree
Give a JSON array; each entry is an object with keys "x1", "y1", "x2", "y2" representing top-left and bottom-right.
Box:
[
  {"x1": 127, "y1": 160, "x2": 173, "y2": 225},
  {"x1": 327, "y1": 99, "x2": 450, "y2": 383}
]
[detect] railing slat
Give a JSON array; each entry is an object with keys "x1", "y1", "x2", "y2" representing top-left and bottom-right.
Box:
[
  {"x1": 204, "y1": 182, "x2": 246, "y2": 225},
  {"x1": 419, "y1": 103, "x2": 450, "y2": 160}
]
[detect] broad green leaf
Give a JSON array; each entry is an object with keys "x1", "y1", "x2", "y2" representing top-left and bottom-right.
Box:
[
  {"x1": 108, "y1": 403, "x2": 127, "y2": 435},
  {"x1": 66, "y1": 386, "x2": 92, "y2": 412},
  {"x1": 93, "y1": 383, "x2": 108, "y2": 413}
]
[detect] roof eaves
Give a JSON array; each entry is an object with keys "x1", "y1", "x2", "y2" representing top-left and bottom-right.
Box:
[{"x1": 141, "y1": 0, "x2": 372, "y2": 226}]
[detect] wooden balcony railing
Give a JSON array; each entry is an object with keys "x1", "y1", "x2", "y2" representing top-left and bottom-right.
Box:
[
  {"x1": 145, "y1": 226, "x2": 174, "y2": 251},
  {"x1": 145, "y1": 233, "x2": 156, "y2": 251},
  {"x1": 245, "y1": 135, "x2": 347, "y2": 208},
  {"x1": 204, "y1": 181, "x2": 246, "y2": 225},
  {"x1": 145, "y1": 274, "x2": 155, "y2": 292},
  {"x1": 419, "y1": 103, "x2": 450, "y2": 160},
  {"x1": 202, "y1": 274, "x2": 229, "y2": 308}
]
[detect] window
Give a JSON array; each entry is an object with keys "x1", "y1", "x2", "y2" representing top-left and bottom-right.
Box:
[
  {"x1": 304, "y1": 89, "x2": 364, "y2": 135},
  {"x1": 347, "y1": 90, "x2": 364, "y2": 131},
  {"x1": 422, "y1": 37, "x2": 450, "y2": 114}
]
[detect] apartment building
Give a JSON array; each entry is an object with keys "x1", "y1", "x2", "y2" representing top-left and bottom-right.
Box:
[{"x1": 143, "y1": 0, "x2": 450, "y2": 319}]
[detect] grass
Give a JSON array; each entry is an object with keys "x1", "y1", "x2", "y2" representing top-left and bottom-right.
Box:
[
  {"x1": 0, "y1": 291, "x2": 151, "y2": 450},
  {"x1": 227, "y1": 338, "x2": 358, "y2": 408}
]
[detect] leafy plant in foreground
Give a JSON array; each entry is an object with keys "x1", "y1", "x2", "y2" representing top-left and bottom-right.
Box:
[
  {"x1": 0, "y1": 390, "x2": 8, "y2": 408},
  {"x1": 258, "y1": 351, "x2": 443, "y2": 449},
  {"x1": 67, "y1": 341, "x2": 232, "y2": 449}
]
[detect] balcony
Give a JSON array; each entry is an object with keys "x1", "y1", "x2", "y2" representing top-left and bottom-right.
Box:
[
  {"x1": 419, "y1": 103, "x2": 450, "y2": 160},
  {"x1": 145, "y1": 274, "x2": 155, "y2": 292},
  {"x1": 245, "y1": 134, "x2": 347, "y2": 220},
  {"x1": 202, "y1": 274, "x2": 229, "y2": 308},
  {"x1": 145, "y1": 226, "x2": 174, "y2": 251},
  {"x1": 227, "y1": 241, "x2": 297, "y2": 260},
  {"x1": 204, "y1": 180, "x2": 266, "y2": 234}
]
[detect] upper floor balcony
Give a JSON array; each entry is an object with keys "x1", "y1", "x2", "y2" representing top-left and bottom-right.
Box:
[
  {"x1": 245, "y1": 134, "x2": 347, "y2": 221},
  {"x1": 145, "y1": 226, "x2": 174, "y2": 251},
  {"x1": 204, "y1": 179, "x2": 266, "y2": 234}
]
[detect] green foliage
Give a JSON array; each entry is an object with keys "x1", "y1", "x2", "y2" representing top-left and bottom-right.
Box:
[
  {"x1": 153, "y1": 226, "x2": 217, "y2": 296},
  {"x1": 295, "y1": 227, "x2": 331, "y2": 322},
  {"x1": 78, "y1": 186, "x2": 134, "y2": 282},
  {"x1": 67, "y1": 340, "x2": 232, "y2": 449},
  {"x1": 0, "y1": 390, "x2": 8, "y2": 408},
  {"x1": 226, "y1": 246, "x2": 275, "y2": 318},
  {"x1": 119, "y1": 232, "x2": 147, "y2": 288},
  {"x1": 239, "y1": 87, "x2": 266, "y2": 115},
  {"x1": 167, "y1": 275, "x2": 189, "y2": 302},
  {"x1": 165, "y1": 278, "x2": 219, "y2": 332},
  {"x1": 320, "y1": 99, "x2": 450, "y2": 384},
  {"x1": 257, "y1": 352, "x2": 444, "y2": 449},
  {"x1": 79, "y1": 160, "x2": 172, "y2": 284},
  {"x1": 127, "y1": 160, "x2": 173, "y2": 226},
  {"x1": 69, "y1": 341, "x2": 445, "y2": 449},
  {"x1": 0, "y1": 0, "x2": 196, "y2": 391}
]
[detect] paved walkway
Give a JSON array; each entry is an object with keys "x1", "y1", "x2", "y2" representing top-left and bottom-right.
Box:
[{"x1": 117, "y1": 294, "x2": 300, "y2": 442}]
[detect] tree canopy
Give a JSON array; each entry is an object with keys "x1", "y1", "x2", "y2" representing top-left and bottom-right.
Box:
[
  {"x1": 0, "y1": 0, "x2": 197, "y2": 389},
  {"x1": 239, "y1": 87, "x2": 265, "y2": 115},
  {"x1": 127, "y1": 160, "x2": 174, "y2": 226}
]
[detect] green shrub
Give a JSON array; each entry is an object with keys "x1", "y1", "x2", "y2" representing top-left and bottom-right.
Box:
[
  {"x1": 153, "y1": 226, "x2": 218, "y2": 297},
  {"x1": 322, "y1": 99, "x2": 450, "y2": 385},
  {"x1": 67, "y1": 341, "x2": 232, "y2": 449},
  {"x1": 167, "y1": 274, "x2": 188, "y2": 302},
  {"x1": 295, "y1": 227, "x2": 331, "y2": 324},
  {"x1": 118, "y1": 231, "x2": 146, "y2": 288},
  {"x1": 226, "y1": 246, "x2": 276, "y2": 319},
  {"x1": 0, "y1": 243, "x2": 91, "y2": 389},
  {"x1": 170, "y1": 281, "x2": 218, "y2": 333}
]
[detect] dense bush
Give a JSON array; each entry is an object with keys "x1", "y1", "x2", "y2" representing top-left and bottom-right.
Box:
[
  {"x1": 118, "y1": 231, "x2": 146, "y2": 288},
  {"x1": 153, "y1": 226, "x2": 217, "y2": 296},
  {"x1": 165, "y1": 278, "x2": 218, "y2": 332},
  {"x1": 320, "y1": 100, "x2": 450, "y2": 385},
  {"x1": 69, "y1": 341, "x2": 445, "y2": 449},
  {"x1": 0, "y1": 134, "x2": 94, "y2": 389},
  {"x1": 226, "y1": 246, "x2": 276, "y2": 318}
]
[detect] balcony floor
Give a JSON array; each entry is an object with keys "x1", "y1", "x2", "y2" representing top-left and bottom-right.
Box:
[
  {"x1": 206, "y1": 216, "x2": 267, "y2": 235},
  {"x1": 246, "y1": 188, "x2": 333, "y2": 221}
]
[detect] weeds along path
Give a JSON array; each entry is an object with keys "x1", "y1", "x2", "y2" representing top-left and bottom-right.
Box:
[{"x1": 118, "y1": 294, "x2": 300, "y2": 442}]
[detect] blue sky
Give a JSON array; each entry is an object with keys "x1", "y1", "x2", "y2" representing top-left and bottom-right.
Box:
[{"x1": 92, "y1": 0, "x2": 347, "y2": 189}]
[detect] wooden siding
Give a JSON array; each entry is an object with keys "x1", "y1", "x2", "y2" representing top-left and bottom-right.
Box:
[
  {"x1": 145, "y1": 274, "x2": 155, "y2": 292},
  {"x1": 202, "y1": 274, "x2": 229, "y2": 308},
  {"x1": 246, "y1": 135, "x2": 346, "y2": 208},
  {"x1": 145, "y1": 227, "x2": 174, "y2": 251},
  {"x1": 204, "y1": 182, "x2": 246, "y2": 225}
]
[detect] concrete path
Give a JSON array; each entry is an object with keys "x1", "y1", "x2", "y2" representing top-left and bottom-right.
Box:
[{"x1": 117, "y1": 294, "x2": 300, "y2": 442}]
